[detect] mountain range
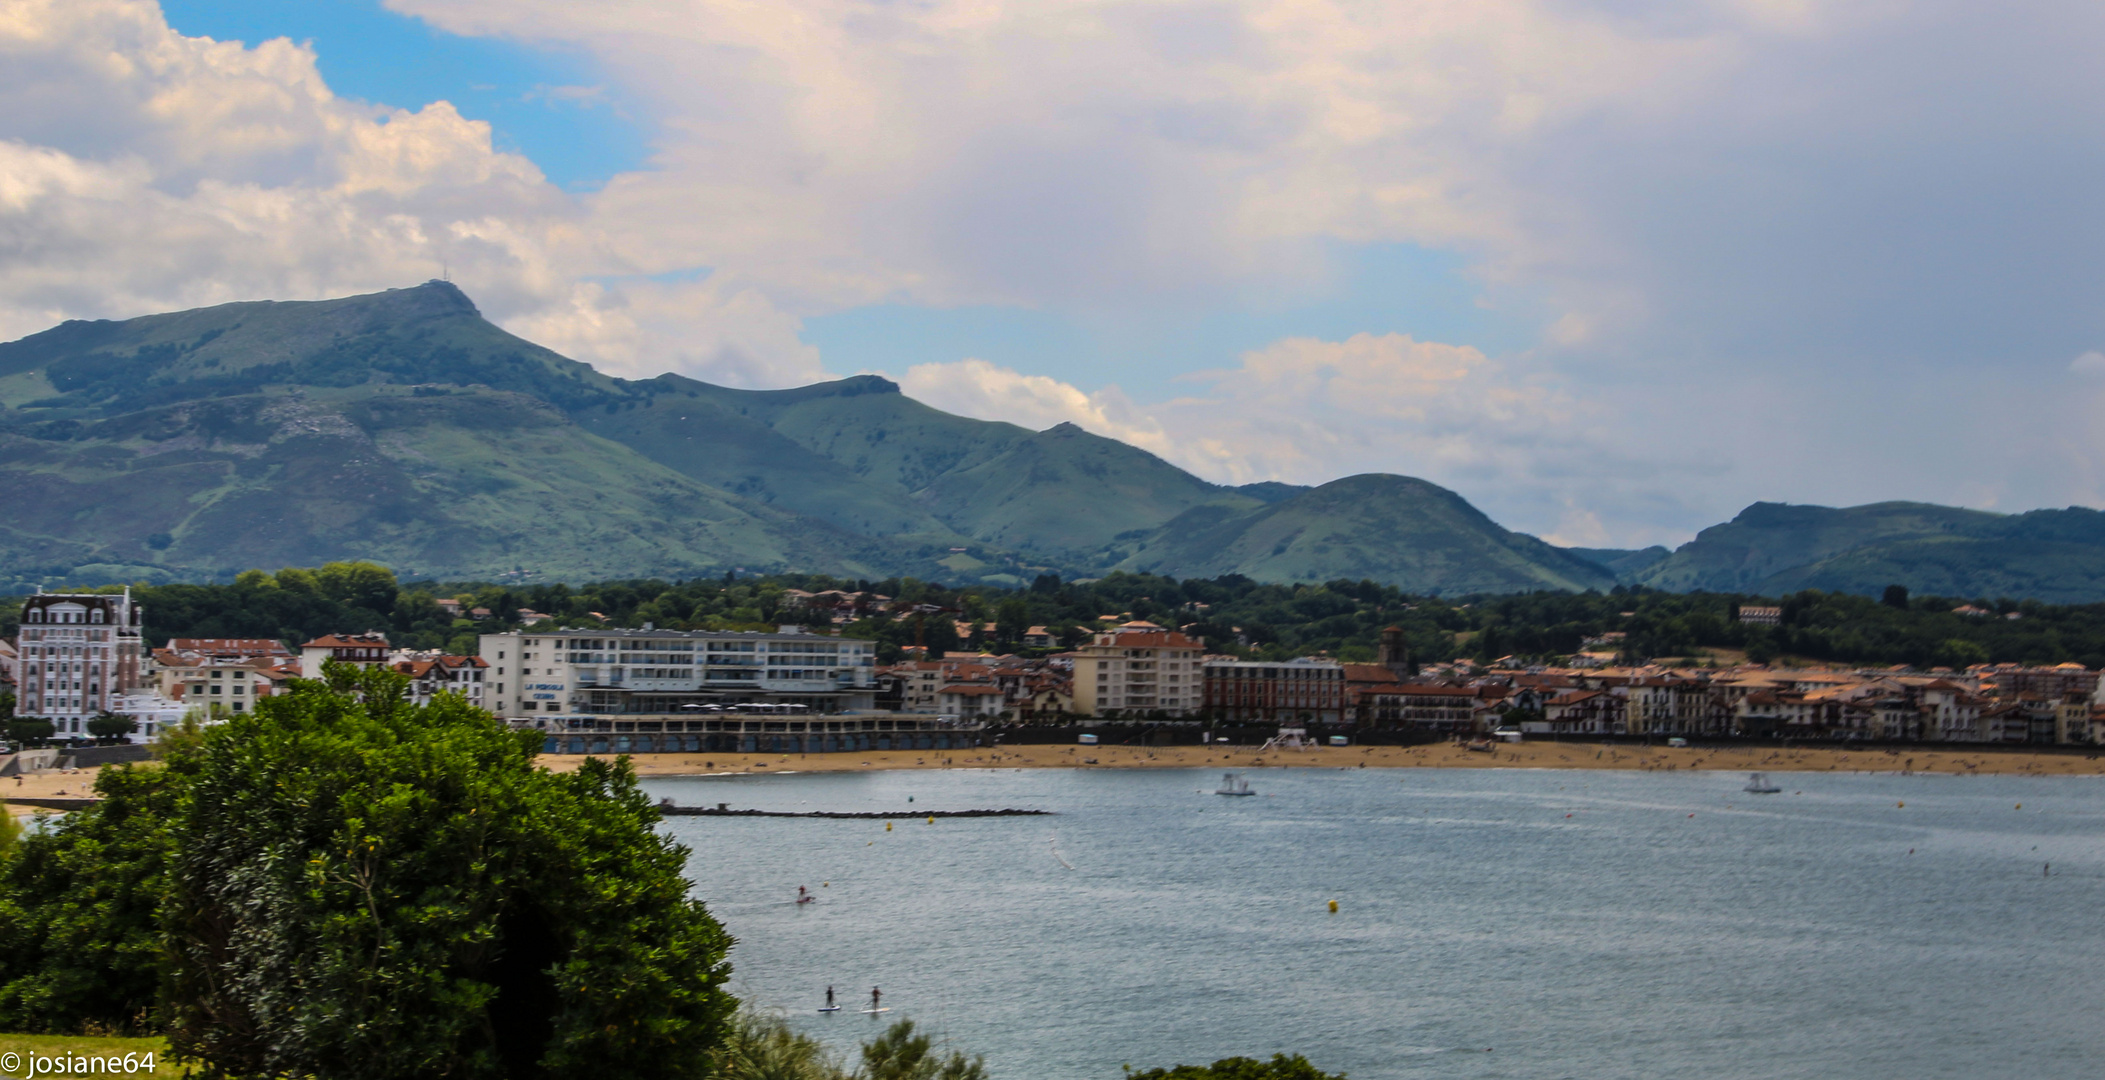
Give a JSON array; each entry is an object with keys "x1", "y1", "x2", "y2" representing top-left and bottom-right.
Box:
[{"x1": 2, "y1": 281, "x2": 2103, "y2": 602}]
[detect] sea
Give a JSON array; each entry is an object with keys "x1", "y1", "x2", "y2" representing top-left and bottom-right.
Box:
[{"x1": 645, "y1": 764, "x2": 2105, "y2": 1080}]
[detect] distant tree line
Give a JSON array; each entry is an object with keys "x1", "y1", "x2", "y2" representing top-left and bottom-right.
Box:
[{"x1": 9, "y1": 563, "x2": 2105, "y2": 669}]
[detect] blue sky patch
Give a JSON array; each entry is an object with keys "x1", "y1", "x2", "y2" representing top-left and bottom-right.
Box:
[
  {"x1": 160, "y1": 0, "x2": 652, "y2": 190},
  {"x1": 804, "y1": 243, "x2": 1539, "y2": 396}
]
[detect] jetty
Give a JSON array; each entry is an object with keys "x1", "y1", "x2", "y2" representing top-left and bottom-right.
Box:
[
  {"x1": 3, "y1": 797, "x2": 99, "y2": 812},
  {"x1": 659, "y1": 803, "x2": 1047, "y2": 819}
]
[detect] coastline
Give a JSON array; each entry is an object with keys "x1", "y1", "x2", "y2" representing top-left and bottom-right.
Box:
[
  {"x1": 13, "y1": 739, "x2": 2101, "y2": 815},
  {"x1": 540, "y1": 740, "x2": 2105, "y2": 778}
]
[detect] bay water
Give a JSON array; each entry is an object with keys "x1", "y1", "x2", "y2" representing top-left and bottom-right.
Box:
[{"x1": 646, "y1": 765, "x2": 2105, "y2": 1079}]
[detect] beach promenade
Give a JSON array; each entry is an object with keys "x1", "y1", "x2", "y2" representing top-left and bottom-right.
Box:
[{"x1": 553, "y1": 739, "x2": 2105, "y2": 779}]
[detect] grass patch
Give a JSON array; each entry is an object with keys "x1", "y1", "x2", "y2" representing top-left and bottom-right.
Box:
[{"x1": 0, "y1": 1034, "x2": 169, "y2": 1078}]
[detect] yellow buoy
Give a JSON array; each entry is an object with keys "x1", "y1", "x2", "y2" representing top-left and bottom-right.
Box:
[
  {"x1": 2015, "y1": 804, "x2": 2022, "y2": 810},
  {"x1": 927, "y1": 816, "x2": 935, "y2": 825},
  {"x1": 1897, "y1": 801, "x2": 1904, "y2": 808},
  {"x1": 1327, "y1": 899, "x2": 1339, "y2": 913},
  {"x1": 886, "y1": 821, "x2": 893, "y2": 831}
]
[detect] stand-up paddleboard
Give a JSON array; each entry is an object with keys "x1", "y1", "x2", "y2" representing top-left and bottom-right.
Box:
[
  {"x1": 818, "y1": 1006, "x2": 842, "y2": 1013},
  {"x1": 860, "y1": 1008, "x2": 891, "y2": 1014}
]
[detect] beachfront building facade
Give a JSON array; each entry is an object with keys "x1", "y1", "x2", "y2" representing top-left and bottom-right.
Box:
[
  {"x1": 478, "y1": 626, "x2": 879, "y2": 719},
  {"x1": 1201, "y1": 658, "x2": 1348, "y2": 724},
  {"x1": 1070, "y1": 623, "x2": 1205, "y2": 717},
  {"x1": 14, "y1": 589, "x2": 147, "y2": 734}
]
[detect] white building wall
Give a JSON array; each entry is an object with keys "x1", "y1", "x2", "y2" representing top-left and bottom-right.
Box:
[
  {"x1": 482, "y1": 628, "x2": 878, "y2": 718},
  {"x1": 14, "y1": 590, "x2": 145, "y2": 736}
]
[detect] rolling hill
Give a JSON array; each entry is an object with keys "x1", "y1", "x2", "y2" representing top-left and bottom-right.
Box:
[
  {"x1": 0, "y1": 282, "x2": 1600, "y2": 594},
  {"x1": 12, "y1": 281, "x2": 2105, "y2": 601},
  {"x1": 1115, "y1": 474, "x2": 1617, "y2": 594},
  {"x1": 1618, "y1": 501, "x2": 2105, "y2": 604}
]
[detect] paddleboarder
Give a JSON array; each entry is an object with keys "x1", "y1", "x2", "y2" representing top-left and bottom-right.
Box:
[
  {"x1": 871, "y1": 986, "x2": 882, "y2": 1012},
  {"x1": 827, "y1": 986, "x2": 835, "y2": 1009}
]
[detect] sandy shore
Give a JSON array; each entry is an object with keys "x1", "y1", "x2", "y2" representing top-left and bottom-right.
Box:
[
  {"x1": 3, "y1": 766, "x2": 103, "y2": 801},
  {"x1": 10, "y1": 741, "x2": 2101, "y2": 816},
  {"x1": 543, "y1": 740, "x2": 2105, "y2": 779}
]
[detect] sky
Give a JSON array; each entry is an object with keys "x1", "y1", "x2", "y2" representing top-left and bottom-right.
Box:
[{"x1": 4, "y1": 0, "x2": 2105, "y2": 549}]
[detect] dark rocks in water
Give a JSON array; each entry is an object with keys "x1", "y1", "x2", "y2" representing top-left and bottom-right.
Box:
[{"x1": 657, "y1": 806, "x2": 1048, "y2": 819}]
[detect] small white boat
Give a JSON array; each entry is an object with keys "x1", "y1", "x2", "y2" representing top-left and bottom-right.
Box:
[
  {"x1": 1216, "y1": 772, "x2": 1255, "y2": 796},
  {"x1": 1744, "y1": 772, "x2": 1782, "y2": 794}
]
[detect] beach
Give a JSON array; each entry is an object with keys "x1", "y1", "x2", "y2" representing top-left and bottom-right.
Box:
[
  {"x1": 549, "y1": 739, "x2": 2105, "y2": 779},
  {"x1": 11, "y1": 740, "x2": 2103, "y2": 815}
]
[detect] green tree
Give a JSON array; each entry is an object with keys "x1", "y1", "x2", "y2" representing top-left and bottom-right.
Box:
[
  {"x1": 857, "y1": 1019, "x2": 987, "y2": 1080},
  {"x1": 6, "y1": 715, "x2": 55, "y2": 747},
  {"x1": 711, "y1": 1009, "x2": 844, "y2": 1080},
  {"x1": 1125, "y1": 1054, "x2": 1348, "y2": 1080},
  {"x1": 86, "y1": 711, "x2": 139, "y2": 741},
  {"x1": 996, "y1": 598, "x2": 1030, "y2": 651},
  {"x1": 160, "y1": 663, "x2": 736, "y2": 1079},
  {"x1": 314, "y1": 560, "x2": 400, "y2": 611},
  {"x1": 150, "y1": 709, "x2": 211, "y2": 761},
  {"x1": 1935, "y1": 637, "x2": 1991, "y2": 667},
  {"x1": 1882, "y1": 584, "x2": 1910, "y2": 608},
  {"x1": 272, "y1": 566, "x2": 321, "y2": 595},
  {"x1": 0, "y1": 764, "x2": 178, "y2": 1034}
]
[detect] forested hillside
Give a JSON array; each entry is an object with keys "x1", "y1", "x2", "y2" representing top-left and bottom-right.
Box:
[
  {"x1": 0, "y1": 282, "x2": 1592, "y2": 595},
  {"x1": 10, "y1": 283, "x2": 2105, "y2": 602}
]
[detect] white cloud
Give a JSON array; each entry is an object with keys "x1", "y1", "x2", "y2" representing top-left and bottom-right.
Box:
[
  {"x1": 374, "y1": 0, "x2": 2105, "y2": 544},
  {"x1": 895, "y1": 331, "x2": 1711, "y2": 544},
  {"x1": 389, "y1": 0, "x2": 1767, "y2": 322},
  {"x1": 10, "y1": 0, "x2": 2105, "y2": 545},
  {"x1": 2071, "y1": 351, "x2": 2105, "y2": 378},
  {"x1": 0, "y1": 0, "x2": 819, "y2": 386},
  {"x1": 897, "y1": 358, "x2": 1171, "y2": 453}
]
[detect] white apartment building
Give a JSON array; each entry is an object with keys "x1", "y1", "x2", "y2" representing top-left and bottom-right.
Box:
[
  {"x1": 153, "y1": 655, "x2": 281, "y2": 715},
  {"x1": 1070, "y1": 622, "x2": 1205, "y2": 717},
  {"x1": 479, "y1": 626, "x2": 878, "y2": 719},
  {"x1": 14, "y1": 589, "x2": 146, "y2": 735}
]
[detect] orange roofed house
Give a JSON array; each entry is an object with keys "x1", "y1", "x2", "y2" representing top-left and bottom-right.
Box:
[
  {"x1": 390, "y1": 655, "x2": 490, "y2": 707},
  {"x1": 299, "y1": 632, "x2": 391, "y2": 679}
]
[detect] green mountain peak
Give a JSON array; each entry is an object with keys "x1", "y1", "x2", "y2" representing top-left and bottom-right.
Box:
[{"x1": 10, "y1": 282, "x2": 2099, "y2": 601}]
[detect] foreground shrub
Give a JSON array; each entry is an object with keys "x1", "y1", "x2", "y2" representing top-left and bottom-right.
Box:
[
  {"x1": 1125, "y1": 1054, "x2": 1347, "y2": 1080},
  {"x1": 154, "y1": 663, "x2": 737, "y2": 1079},
  {"x1": 0, "y1": 766, "x2": 175, "y2": 1033}
]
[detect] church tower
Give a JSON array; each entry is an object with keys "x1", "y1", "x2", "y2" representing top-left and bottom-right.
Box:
[{"x1": 1378, "y1": 625, "x2": 1411, "y2": 679}]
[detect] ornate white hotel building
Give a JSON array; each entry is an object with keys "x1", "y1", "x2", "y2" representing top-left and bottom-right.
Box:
[{"x1": 15, "y1": 589, "x2": 147, "y2": 734}]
